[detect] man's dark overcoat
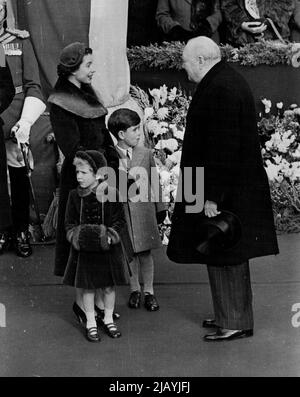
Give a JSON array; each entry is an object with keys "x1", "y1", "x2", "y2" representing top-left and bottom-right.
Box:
[{"x1": 167, "y1": 60, "x2": 279, "y2": 266}]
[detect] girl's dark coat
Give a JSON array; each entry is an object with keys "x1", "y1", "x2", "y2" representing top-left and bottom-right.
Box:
[{"x1": 64, "y1": 187, "x2": 129, "y2": 288}]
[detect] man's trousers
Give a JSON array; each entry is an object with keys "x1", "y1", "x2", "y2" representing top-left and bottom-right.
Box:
[{"x1": 207, "y1": 261, "x2": 254, "y2": 330}]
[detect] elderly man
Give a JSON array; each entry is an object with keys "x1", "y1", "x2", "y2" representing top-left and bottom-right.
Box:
[{"x1": 167, "y1": 37, "x2": 279, "y2": 341}]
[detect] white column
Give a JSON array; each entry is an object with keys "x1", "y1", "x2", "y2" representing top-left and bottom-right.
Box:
[{"x1": 89, "y1": 0, "x2": 130, "y2": 108}]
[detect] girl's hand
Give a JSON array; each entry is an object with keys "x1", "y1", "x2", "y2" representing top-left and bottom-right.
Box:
[{"x1": 241, "y1": 21, "x2": 267, "y2": 34}]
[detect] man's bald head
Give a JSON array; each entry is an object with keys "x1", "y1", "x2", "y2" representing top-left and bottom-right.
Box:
[{"x1": 182, "y1": 36, "x2": 221, "y2": 83}]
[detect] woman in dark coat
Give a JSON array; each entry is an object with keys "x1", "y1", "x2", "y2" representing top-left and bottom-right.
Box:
[
  {"x1": 48, "y1": 42, "x2": 120, "y2": 322},
  {"x1": 0, "y1": 47, "x2": 15, "y2": 252}
]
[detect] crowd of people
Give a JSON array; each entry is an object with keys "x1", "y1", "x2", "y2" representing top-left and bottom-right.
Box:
[
  {"x1": 128, "y1": 0, "x2": 300, "y2": 46},
  {"x1": 1, "y1": 0, "x2": 279, "y2": 345}
]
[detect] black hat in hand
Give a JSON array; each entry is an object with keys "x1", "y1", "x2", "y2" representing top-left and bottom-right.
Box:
[{"x1": 195, "y1": 210, "x2": 242, "y2": 255}]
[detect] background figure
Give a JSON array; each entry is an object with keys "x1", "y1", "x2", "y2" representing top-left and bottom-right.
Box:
[
  {"x1": 167, "y1": 37, "x2": 279, "y2": 341},
  {"x1": 0, "y1": 46, "x2": 15, "y2": 254},
  {"x1": 0, "y1": 0, "x2": 46, "y2": 257},
  {"x1": 156, "y1": 0, "x2": 222, "y2": 43},
  {"x1": 221, "y1": 0, "x2": 300, "y2": 46}
]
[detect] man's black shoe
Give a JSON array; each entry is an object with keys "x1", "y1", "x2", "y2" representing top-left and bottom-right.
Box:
[
  {"x1": 202, "y1": 319, "x2": 219, "y2": 328},
  {"x1": 14, "y1": 231, "x2": 32, "y2": 258},
  {"x1": 204, "y1": 328, "x2": 253, "y2": 342},
  {"x1": 128, "y1": 291, "x2": 141, "y2": 309}
]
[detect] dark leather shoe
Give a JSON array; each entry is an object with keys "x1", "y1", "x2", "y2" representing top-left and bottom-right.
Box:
[
  {"x1": 0, "y1": 232, "x2": 11, "y2": 255},
  {"x1": 204, "y1": 328, "x2": 253, "y2": 342},
  {"x1": 128, "y1": 291, "x2": 141, "y2": 309},
  {"x1": 94, "y1": 305, "x2": 120, "y2": 321},
  {"x1": 202, "y1": 318, "x2": 219, "y2": 328},
  {"x1": 144, "y1": 293, "x2": 159, "y2": 312},
  {"x1": 86, "y1": 327, "x2": 101, "y2": 342},
  {"x1": 73, "y1": 302, "x2": 87, "y2": 326},
  {"x1": 14, "y1": 231, "x2": 32, "y2": 258},
  {"x1": 101, "y1": 322, "x2": 121, "y2": 338}
]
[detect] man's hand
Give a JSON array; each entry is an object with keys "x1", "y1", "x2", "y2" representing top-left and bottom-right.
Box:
[
  {"x1": 204, "y1": 200, "x2": 221, "y2": 218},
  {"x1": 11, "y1": 119, "x2": 31, "y2": 144}
]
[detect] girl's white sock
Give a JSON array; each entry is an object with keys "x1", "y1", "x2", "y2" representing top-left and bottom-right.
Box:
[
  {"x1": 104, "y1": 308, "x2": 114, "y2": 324},
  {"x1": 86, "y1": 311, "x2": 97, "y2": 329}
]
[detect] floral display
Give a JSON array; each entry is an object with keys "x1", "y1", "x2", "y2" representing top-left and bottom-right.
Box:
[
  {"x1": 128, "y1": 40, "x2": 300, "y2": 70},
  {"x1": 131, "y1": 84, "x2": 300, "y2": 243}
]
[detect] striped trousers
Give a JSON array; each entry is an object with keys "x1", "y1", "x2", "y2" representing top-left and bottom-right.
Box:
[{"x1": 207, "y1": 261, "x2": 254, "y2": 330}]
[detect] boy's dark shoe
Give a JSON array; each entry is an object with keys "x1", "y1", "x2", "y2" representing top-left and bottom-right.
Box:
[
  {"x1": 0, "y1": 232, "x2": 12, "y2": 254},
  {"x1": 14, "y1": 231, "x2": 32, "y2": 258},
  {"x1": 144, "y1": 294, "x2": 159, "y2": 312},
  {"x1": 128, "y1": 291, "x2": 141, "y2": 309}
]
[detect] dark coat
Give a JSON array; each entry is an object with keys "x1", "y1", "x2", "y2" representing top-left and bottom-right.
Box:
[
  {"x1": 48, "y1": 78, "x2": 118, "y2": 276},
  {"x1": 63, "y1": 186, "x2": 129, "y2": 288},
  {"x1": 115, "y1": 146, "x2": 167, "y2": 253},
  {"x1": 0, "y1": 61, "x2": 15, "y2": 231},
  {"x1": 221, "y1": 0, "x2": 295, "y2": 46},
  {"x1": 167, "y1": 61, "x2": 279, "y2": 265}
]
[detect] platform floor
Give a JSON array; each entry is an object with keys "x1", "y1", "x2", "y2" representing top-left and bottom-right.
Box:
[{"x1": 0, "y1": 234, "x2": 299, "y2": 377}]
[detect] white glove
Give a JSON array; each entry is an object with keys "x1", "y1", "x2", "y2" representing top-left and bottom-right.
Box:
[
  {"x1": 11, "y1": 96, "x2": 46, "y2": 144},
  {"x1": 11, "y1": 119, "x2": 31, "y2": 144}
]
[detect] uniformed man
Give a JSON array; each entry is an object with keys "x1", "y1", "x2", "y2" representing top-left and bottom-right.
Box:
[
  {"x1": 0, "y1": 0, "x2": 46, "y2": 257},
  {"x1": 0, "y1": 44, "x2": 14, "y2": 255}
]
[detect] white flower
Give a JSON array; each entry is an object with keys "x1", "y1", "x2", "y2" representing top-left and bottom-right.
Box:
[
  {"x1": 146, "y1": 119, "x2": 161, "y2": 137},
  {"x1": 264, "y1": 160, "x2": 280, "y2": 181},
  {"x1": 173, "y1": 128, "x2": 185, "y2": 140},
  {"x1": 159, "y1": 169, "x2": 171, "y2": 185},
  {"x1": 164, "y1": 138, "x2": 179, "y2": 153},
  {"x1": 284, "y1": 110, "x2": 294, "y2": 117},
  {"x1": 149, "y1": 88, "x2": 161, "y2": 101},
  {"x1": 157, "y1": 107, "x2": 169, "y2": 120},
  {"x1": 276, "y1": 102, "x2": 283, "y2": 109},
  {"x1": 167, "y1": 150, "x2": 182, "y2": 165},
  {"x1": 144, "y1": 107, "x2": 154, "y2": 120},
  {"x1": 168, "y1": 87, "x2": 177, "y2": 102},
  {"x1": 261, "y1": 98, "x2": 272, "y2": 113},
  {"x1": 290, "y1": 104, "x2": 298, "y2": 109},
  {"x1": 293, "y1": 108, "x2": 300, "y2": 116},
  {"x1": 160, "y1": 85, "x2": 168, "y2": 105}
]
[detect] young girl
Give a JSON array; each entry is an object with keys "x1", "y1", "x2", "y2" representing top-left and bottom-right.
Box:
[{"x1": 64, "y1": 149, "x2": 128, "y2": 342}]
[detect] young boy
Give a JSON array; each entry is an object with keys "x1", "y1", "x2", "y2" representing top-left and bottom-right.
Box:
[
  {"x1": 64, "y1": 150, "x2": 128, "y2": 342},
  {"x1": 108, "y1": 109, "x2": 167, "y2": 311}
]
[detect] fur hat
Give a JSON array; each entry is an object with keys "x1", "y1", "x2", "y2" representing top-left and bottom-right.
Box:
[
  {"x1": 59, "y1": 42, "x2": 89, "y2": 69},
  {"x1": 75, "y1": 150, "x2": 107, "y2": 174}
]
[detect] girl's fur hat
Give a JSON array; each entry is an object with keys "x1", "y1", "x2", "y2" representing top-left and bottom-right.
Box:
[{"x1": 75, "y1": 150, "x2": 107, "y2": 174}]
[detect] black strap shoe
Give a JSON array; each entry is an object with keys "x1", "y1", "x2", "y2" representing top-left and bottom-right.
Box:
[
  {"x1": 86, "y1": 327, "x2": 101, "y2": 342},
  {"x1": 94, "y1": 305, "x2": 121, "y2": 321},
  {"x1": 204, "y1": 328, "x2": 253, "y2": 342},
  {"x1": 128, "y1": 291, "x2": 141, "y2": 309},
  {"x1": 14, "y1": 231, "x2": 32, "y2": 258},
  {"x1": 144, "y1": 293, "x2": 160, "y2": 312}
]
